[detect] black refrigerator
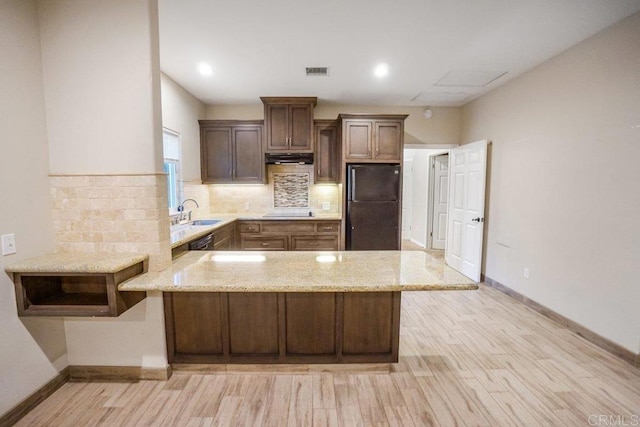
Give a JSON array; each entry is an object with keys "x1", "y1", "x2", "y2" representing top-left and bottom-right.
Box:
[{"x1": 346, "y1": 164, "x2": 401, "y2": 250}]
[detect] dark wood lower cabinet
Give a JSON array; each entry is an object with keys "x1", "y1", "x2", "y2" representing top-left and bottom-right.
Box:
[
  {"x1": 343, "y1": 292, "x2": 394, "y2": 354},
  {"x1": 228, "y1": 293, "x2": 279, "y2": 354},
  {"x1": 285, "y1": 293, "x2": 336, "y2": 355},
  {"x1": 164, "y1": 292, "x2": 400, "y2": 364},
  {"x1": 172, "y1": 293, "x2": 223, "y2": 355}
]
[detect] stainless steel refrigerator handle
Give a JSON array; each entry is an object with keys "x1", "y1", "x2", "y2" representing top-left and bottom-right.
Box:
[{"x1": 350, "y1": 168, "x2": 356, "y2": 200}]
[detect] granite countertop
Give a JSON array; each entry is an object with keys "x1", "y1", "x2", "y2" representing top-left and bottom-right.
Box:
[
  {"x1": 4, "y1": 252, "x2": 148, "y2": 274},
  {"x1": 119, "y1": 250, "x2": 477, "y2": 293},
  {"x1": 170, "y1": 214, "x2": 342, "y2": 249},
  {"x1": 170, "y1": 216, "x2": 237, "y2": 249}
]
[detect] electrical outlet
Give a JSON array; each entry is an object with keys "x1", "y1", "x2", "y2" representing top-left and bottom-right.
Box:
[
  {"x1": 1, "y1": 233, "x2": 17, "y2": 255},
  {"x1": 523, "y1": 267, "x2": 530, "y2": 279},
  {"x1": 322, "y1": 201, "x2": 331, "y2": 211},
  {"x1": 244, "y1": 202, "x2": 251, "y2": 211}
]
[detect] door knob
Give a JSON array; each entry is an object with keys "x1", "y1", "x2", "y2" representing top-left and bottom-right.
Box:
[{"x1": 472, "y1": 217, "x2": 484, "y2": 223}]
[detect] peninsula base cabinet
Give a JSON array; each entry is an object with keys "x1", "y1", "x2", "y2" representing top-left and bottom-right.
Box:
[{"x1": 164, "y1": 291, "x2": 400, "y2": 364}]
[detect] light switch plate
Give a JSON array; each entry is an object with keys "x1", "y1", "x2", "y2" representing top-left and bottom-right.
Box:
[{"x1": 1, "y1": 233, "x2": 16, "y2": 255}]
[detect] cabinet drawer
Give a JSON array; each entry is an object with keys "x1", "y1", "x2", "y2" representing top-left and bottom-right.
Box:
[
  {"x1": 239, "y1": 222, "x2": 261, "y2": 233},
  {"x1": 290, "y1": 235, "x2": 339, "y2": 251},
  {"x1": 316, "y1": 222, "x2": 340, "y2": 233},
  {"x1": 240, "y1": 236, "x2": 288, "y2": 251},
  {"x1": 262, "y1": 221, "x2": 315, "y2": 233}
]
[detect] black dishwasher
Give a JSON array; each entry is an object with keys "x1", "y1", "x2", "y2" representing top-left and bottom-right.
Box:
[{"x1": 188, "y1": 233, "x2": 213, "y2": 250}]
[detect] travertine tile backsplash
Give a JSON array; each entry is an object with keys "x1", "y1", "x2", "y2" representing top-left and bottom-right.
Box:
[
  {"x1": 50, "y1": 174, "x2": 171, "y2": 271},
  {"x1": 193, "y1": 165, "x2": 341, "y2": 215}
]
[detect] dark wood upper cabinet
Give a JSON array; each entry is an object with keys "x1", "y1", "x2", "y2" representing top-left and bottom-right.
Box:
[
  {"x1": 374, "y1": 121, "x2": 403, "y2": 160},
  {"x1": 200, "y1": 120, "x2": 264, "y2": 184},
  {"x1": 314, "y1": 120, "x2": 339, "y2": 183},
  {"x1": 261, "y1": 97, "x2": 316, "y2": 153},
  {"x1": 343, "y1": 120, "x2": 373, "y2": 159},
  {"x1": 339, "y1": 114, "x2": 408, "y2": 162}
]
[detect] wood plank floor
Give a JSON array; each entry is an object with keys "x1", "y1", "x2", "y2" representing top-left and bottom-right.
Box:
[{"x1": 16, "y1": 274, "x2": 640, "y2": 425}]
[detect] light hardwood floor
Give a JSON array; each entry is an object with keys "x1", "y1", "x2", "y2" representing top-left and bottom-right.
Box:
[{"x1": 16, "y1": 272, "x2": 639, "y2": 425}]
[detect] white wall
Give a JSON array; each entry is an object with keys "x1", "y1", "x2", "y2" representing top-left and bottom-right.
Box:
[
  {"x1": 0, "y1": 0, "x2": 68, "y2": 416},
  {"x1": 37, "y1": 0, "x2": 169, "y2": 369},
  {"x1": 461, "y1": 12, "x2": 640, "y2": 353},
  {"x1": 63, "y1": 291, "x2": 167, "y2": 368},
  {"x1": 39, "y1": 0, "x2": 164, "y2": 175},
  {"x1": 205, "y1": 104, "x2": 462, "y2": 146},
  {"x1": 160, "y1": 73, "x2": 206, "y2": 181},
  {"x1": 403, "y1": 149, "x2": 428, "y2": 247},
  {"x1": 403, "y1": 148, "x2": 452, "y2": 248}
]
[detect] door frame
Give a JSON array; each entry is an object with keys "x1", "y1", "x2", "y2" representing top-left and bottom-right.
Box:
[
  {"x1": 403, "y1": 144, "x2": 457, "y2": 249},
  {"x1": 427, "y1": 151, "x2": 450, "y2": 249},
  {"x1": 401, "y1": 158, "x2": 413, "y2": 241}
]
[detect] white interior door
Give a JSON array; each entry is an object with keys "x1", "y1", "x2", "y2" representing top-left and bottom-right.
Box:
[
  {"x1": 401, "y1": 159, "x2": 413, "y2": 240},
  {"x1": 445, "y1": 140, "x2": 488, "y2": 282},
  {"x1": 431, "y1": 154, "x2": 449, "y2": 249}
]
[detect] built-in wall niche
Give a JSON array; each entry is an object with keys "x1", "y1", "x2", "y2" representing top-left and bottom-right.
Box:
[{"x1": 11, "y1": 261, "x2": 146, "y2": 317}]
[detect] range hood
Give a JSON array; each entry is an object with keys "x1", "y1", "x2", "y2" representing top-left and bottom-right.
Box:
[{"x1": 265, "y1": 153, "x2": 314, "y2": 165}]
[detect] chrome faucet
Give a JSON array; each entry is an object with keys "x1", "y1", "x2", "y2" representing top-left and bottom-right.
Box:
[{"x1": 178, "y1": 198, "x2": 199, "y2": 222}]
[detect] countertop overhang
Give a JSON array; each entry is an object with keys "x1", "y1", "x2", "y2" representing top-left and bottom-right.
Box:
[
  {"x1": 4, "y1": 252, "x2": 148, "y2": 274},
  {"x1": 118, "y1": 250, "x2": 477, "y2": 293}
]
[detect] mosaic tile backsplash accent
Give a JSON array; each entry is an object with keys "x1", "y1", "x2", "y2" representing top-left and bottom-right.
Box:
[{"x1": 273, "y1": 173, "x2": 310, "y2": 208}]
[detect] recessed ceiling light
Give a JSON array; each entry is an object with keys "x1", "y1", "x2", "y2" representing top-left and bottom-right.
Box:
[
  {"x1": 197, "y1": 62, "x2": 213, "y2": 76},
  {"x1": 374, "y1": 63, "x2": 389, "y2": 78}
]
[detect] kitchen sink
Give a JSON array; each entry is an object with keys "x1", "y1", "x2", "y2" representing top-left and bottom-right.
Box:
[{"x1": 191, "y1": 219, "x2": 222, "y2": 226}]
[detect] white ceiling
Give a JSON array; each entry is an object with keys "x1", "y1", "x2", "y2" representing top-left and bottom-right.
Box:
[{"x1": 158, "y1": 0, "x2": 640, "y2": 107}]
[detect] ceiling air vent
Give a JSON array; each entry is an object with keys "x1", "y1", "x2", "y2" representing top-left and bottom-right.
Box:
[{"x1": 306, "y1": 67, "x2": 330, "y2": 77}]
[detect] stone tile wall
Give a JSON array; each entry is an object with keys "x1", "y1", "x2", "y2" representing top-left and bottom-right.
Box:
[
  {"x1": 50, "y1": 174, "x2": 171, "y2": 271},
  {"x1": 204, "y1": 165, "x2": 341, "y2": 215}
]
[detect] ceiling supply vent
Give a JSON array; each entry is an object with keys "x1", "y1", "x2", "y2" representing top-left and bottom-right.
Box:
[{"x1": 305, "y1": 67, "x2": 330, "y2": 77}]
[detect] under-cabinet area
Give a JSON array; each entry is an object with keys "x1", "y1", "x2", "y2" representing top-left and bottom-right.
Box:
[{"x1": 164, "y1": 291, "x2": 400, "y2": 364}]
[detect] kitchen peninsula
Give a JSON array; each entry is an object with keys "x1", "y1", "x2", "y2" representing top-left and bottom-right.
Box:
[{"x1": 120, "y1": 250, "x2": 477, "y2": 364}]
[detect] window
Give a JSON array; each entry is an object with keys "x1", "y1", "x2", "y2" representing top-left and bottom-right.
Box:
[{"x1": 163, "y1": 129, "x2": 182, "y2": 211}]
